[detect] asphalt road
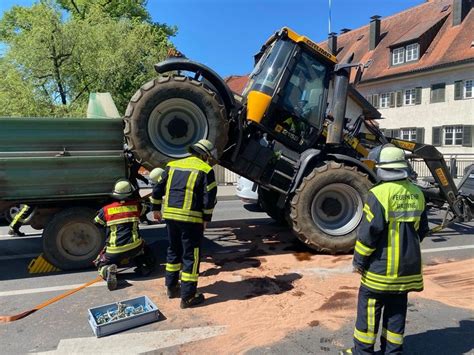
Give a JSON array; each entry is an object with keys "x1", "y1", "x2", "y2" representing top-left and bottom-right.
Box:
[{"x1": 0, "y1": 200, "x2": 472, "y2": 354}]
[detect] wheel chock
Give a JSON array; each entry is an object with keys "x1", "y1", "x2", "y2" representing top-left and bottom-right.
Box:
[{"x1": 28, "y1": 254, "x2": 61, "y2": 274}]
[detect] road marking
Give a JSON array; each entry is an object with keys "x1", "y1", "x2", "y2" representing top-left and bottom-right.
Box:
[
  {"x1": 422, "y1": 245, "x2": 474, "y2": 253},
  {"x1": 0, "y1": 253, "x2": 38, "y2": 261},
  {"x1": 34, "y1": 326, "x2": 228, "y2": 354},
  {"x1": 0, "y1": 281, "x2": 107, "y2": 297}
]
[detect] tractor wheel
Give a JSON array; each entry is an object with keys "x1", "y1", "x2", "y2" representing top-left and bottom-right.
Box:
[
  {"x1": 290, "y1": 162, "x2": 372, "y2": 253},
  {"x1": 42, "y1": 207, "x2": 105, "y2": 270},
  {"x1": 124, "y1": 76, "x2": 229, "y2": 169},
  {"x1": 258, "y1": 187, "x2": 286, "y2": 224}
]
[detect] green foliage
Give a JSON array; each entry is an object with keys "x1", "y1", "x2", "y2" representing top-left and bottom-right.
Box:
[{"x1": 0, "y1": 0, "x2": 176, "y2": 117}]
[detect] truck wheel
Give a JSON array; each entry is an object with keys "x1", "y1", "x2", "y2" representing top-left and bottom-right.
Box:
[
  {"x1": 124, "y1": 76, "x2": 229, "y2": 170},
  {"x1": 42, "y1": 207, "x2": 105, "y2": 270},
  {"x1": 290, "y1": 162, "x2": 372, "y2": 253},
  {"x1": 258, "y1": 187, "x2": 286, "y2": 224}
]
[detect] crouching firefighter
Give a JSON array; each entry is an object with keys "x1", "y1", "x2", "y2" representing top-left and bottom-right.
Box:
[
  {"x1": 341, "y1": 145, "x2": 430, "y2": 355},
  {"x1": 151, "y1": 139, "x2": 217, "y2": 309},
  {"x1": 94, "y1": 179, "x2": 155, "y2": 290}
]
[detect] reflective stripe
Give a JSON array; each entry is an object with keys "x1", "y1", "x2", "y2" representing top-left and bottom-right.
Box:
[
  {"x1": 206, "y1": 181, "x2": 217, "y2": 191},
  {"x1": 381, "y1": 328, "x2": 403, "y2": 345},
  {"x1": 11, "y1": 205, "x2": 30, "y2": 226},
  {"x1": 361, "y1": 277, "x2": 423, "y2": 292},
  {"x1": 106, "y1": 217, "x2": 140, "y2": 226},
  {"x1": 355, "y1": 240, "x2": 375, "y2": 256},
  {"x1": 183, "y1": 171, "x2": 198, "y2": 211},
  {"x1": 94, "y1": 216, "x2": 106, "y2": 226},
  {"x1": 166, "y1": 263, "x2": 182, "y2": 272},
  {"x1": 387, "y1": 222, "x2": 396, "y2": 276},
  {"x1": 164, "y1": 168, "x2": 175, "y2": 209},
  {"x1": 192, "y1": 247, "x2": 199, "y2": 275},
  {"x1": 394, "y1": 222, "x2": 400, "y2": 276},
  {"x1": 109, "y1": 225, "x2": 118, "y2": 247},
  {"x1": 106, "y1": 238, "x2": 142, "y2": 254},
  {"x1": 363, "y1": 203, "x2": 374, "y2": 222},
  {"x1": 367, "y1": 299, "x2": 376, "y2": 333},
  {"x1": 181, "y1": 272, "x2": 198, "y2": 282},
  {"x1": 163, "y1": 212, "x2": 203, "y2": 224},
  {"x1": 354, "y1": 328, "x2": 376, "y2": 344},
  {"x1": 149, "y1": 196, "x2": 162, "y2": 204},
  {"x1": 107, "y1": 205, "x2": 138, "y2": 215},
  {"x1": 203, "y1": 208, "x2": 214, "y2": 215},
  {"x1": 132, "y1": 221, "x2": 139, "y2": 243},
  {"x1": 164, "y1": 206, "x2": 203, "y2": 218},
  {"x1": 364, "y1": 271, "x2": 423, "y2": 284},
  {"x1": 168, "y1": 156, "x2": 212, "y2": 173}
]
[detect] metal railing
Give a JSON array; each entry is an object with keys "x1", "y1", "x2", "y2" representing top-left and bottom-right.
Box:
[{"x1": 409, "y1": 153, "x2": 474, "y2": 178}]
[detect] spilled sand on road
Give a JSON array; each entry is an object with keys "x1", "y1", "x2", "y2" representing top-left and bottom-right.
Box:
[{"x1": 128, "y1": 232, "x2": 474, "y2": 354}]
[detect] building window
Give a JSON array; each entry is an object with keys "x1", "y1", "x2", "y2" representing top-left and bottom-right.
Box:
[
  {"x1": 430, "y1": 83, "x2": 445, "y2": 103},
  {"x1": 444, "y1": 126, "x2": 463, "y2": 146},
  {"x1": 465, "y1": 80, "x2": 473, "y2": 98},
  {"x1": 380, "y1": 93, "x2": 390, "y2": 108},
  {"x1": 404, "y1": 89, "x2": 416, "y2": 105},
  {"x1": 401, "y1": 128, "x2": 417, "y2": 141},
  {"x1": 392, "y1": 47, "x2": 405, "y2": 65},
  {"x1": 405, "y1": 43, "x2": 419, "y2": 62}
]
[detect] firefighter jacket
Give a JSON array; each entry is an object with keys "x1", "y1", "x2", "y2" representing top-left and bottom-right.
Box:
[
  {"x1": 150, "y1": 156, "x2": 217, "y2": 224},
  {"x1": 94, "y1": 200, "x2": 145, "y2": 254},
  {"x1": 353, "y1": 179, "x2": 429, "y2": 293}
]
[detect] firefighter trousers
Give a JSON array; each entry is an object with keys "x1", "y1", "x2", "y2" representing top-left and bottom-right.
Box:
[
  {"x1": 9, "y1": 205, "x2": 34, "y2": 231},
  {"x1": 165, "y1": 220, "x2": 203, "y2": 300},
  {"x1": 353, "y1": 285, "x2": 408, "y2": 355}
]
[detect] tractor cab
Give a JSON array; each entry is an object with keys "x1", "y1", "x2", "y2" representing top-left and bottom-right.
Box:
[{"x1": 242, "y1": 27, "x2": 337, "y2": 152}]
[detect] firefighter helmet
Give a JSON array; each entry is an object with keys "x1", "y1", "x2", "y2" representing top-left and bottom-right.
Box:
[
  {"x1": 112, "y1": 179, "x2": 134, "y2": 199},
  {"x1": 376, "y1": 146, "x2": 409, "y2": 181},
  {"x1": 189, "y1": 139, "x2": 216, "y2": 159},
  {"x1": 149, "y1": 167, "x2": 165, "y2": 183}
]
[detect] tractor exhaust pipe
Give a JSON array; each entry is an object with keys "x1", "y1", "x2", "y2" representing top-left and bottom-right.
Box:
[{"x1": 326, "y1": 66, "x2": 350, "y2": 145}]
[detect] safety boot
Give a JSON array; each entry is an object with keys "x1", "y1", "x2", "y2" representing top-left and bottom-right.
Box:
[
  {"x1": 180, "y1": 293, "x2": 204, "y2": 309},
  {"x1": 99, "y1": 264, "x2": 117, "y2": 290},
  {"x1": 166, "y1": 284, "x2": 181, "y2": 299},
  {"x1": 8, "y1": 229, "x2": 26, "y2": 237},
  {"x1": 338, "y1": 348, "x2": 353, "y2": 354}
]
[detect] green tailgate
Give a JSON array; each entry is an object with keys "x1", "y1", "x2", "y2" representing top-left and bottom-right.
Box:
[{"x1": 0, "y1": 117, "x2": 127, "y2": 202}]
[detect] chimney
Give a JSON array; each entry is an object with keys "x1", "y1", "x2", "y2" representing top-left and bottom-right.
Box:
[
  {"x1": 453, "y1": 0, "x2": 472, "y2": 26},
  {"x1": 340, "y1": 28, "x2": 351, "y2": 34},
  {"x1": 369, "y1": 15, "x2": 381, "y2": 50},
  {"x1": 328, "y1": 32, "x2": 338, "y2": 55}
]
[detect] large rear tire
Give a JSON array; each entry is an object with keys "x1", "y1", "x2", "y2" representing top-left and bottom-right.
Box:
[
  {"x1": 42, "y1": 207, "x2": 105, "y2": 270},
  {"x1": 290, "y1": 162, "x2": 372, "y2": 253},
  {"x1": 124, "y1": 76, "x2": 229, "y2": 169},
  {"x1": 258, "y1": 187, "x2": 286, "y2": 224}
]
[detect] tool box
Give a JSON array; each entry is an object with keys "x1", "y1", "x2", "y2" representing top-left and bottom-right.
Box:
[{"x1": 88, "y1": 295, "x2": 161, "y2": 337}]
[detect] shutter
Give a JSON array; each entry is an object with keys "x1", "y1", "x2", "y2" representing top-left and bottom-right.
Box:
[
  {"x1": 389, "y1": 92, "x2": 395, "y2": 107},
  {"x1": 432, "y1": 126, "x2": 442, "y2": 146},
  {"x1": 415, "y1": 87, "x2": 422, "y2": 104},
  {"x1": 454, "y1": 80, "x2": 463, "y2": 100},
  {"x1": 392, "y1": 129, "x2": 400, "y2": 138},
  {"x1": 416, "y1": 127, "x2": 424, "y2": 143},
  {"x1": 385, "y1": 129, "x2": 392, "y2": 137},
  {"x1": 396, "y1": 91, "x2": 403, "y2": 107},
  {"x1": 462, "y1": 125, "x2": 473, "y2": 147},
  {"x1": 373, "y1": 94, "x2": 379, "y2": 108}
]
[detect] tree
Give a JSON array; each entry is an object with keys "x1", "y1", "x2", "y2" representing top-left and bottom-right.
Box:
[{"x1": 0, "y1": 1, "x2": 176, "y2": 117}]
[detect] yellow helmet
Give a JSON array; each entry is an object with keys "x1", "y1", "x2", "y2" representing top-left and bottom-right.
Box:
[
  {"x1": 149, "y1": 167, "x2": 165, "y2": 183},
  {"x1": 112, "y1": 179, "x2": 133, "y2": 199},
  {"x1": 377, "y1": 146, "x2": 408, "y2": 169}
]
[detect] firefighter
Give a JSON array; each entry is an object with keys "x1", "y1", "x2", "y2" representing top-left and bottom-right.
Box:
[
  {"x1": 8, "y1": 205, "x2": 34, "y2": 237},
  {"x1": 151, "y1": 139, "x2": 217, "y2": 309},
  {"x1": 341, "y1": 145, "x2": 430, "y2": 355},
  {"x1": 94, "y1": 179, "x2": 155, "y2": 290}
]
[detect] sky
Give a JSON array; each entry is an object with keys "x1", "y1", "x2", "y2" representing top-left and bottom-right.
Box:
[{"x1": 1, "y1": 0, "x2": 425, "y2": 77}]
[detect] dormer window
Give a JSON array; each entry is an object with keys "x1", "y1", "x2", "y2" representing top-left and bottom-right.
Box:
[
  {"x1": 391, "y1": 43, "x2": 419, "y2": 65},
  {"x1": 405, "y1": 43, "x2": 419, "y2": 62}
]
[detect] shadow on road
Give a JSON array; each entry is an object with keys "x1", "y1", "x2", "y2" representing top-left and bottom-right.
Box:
[
  {"x1": 198, "y1": 273, "x2": 302, "y2": 306},
  {"x1": 404, "y1": 319, "x2": 474, "y2": 355}
]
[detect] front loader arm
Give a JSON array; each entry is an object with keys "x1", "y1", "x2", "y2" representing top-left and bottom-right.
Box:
[{"x1": 389, "y1": 138, "x2": 472, "y2": 224}]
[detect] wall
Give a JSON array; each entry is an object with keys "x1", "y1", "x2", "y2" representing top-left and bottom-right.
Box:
[{"x1": 357, "y1": 63, "x2": 474, "y2": 154}]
